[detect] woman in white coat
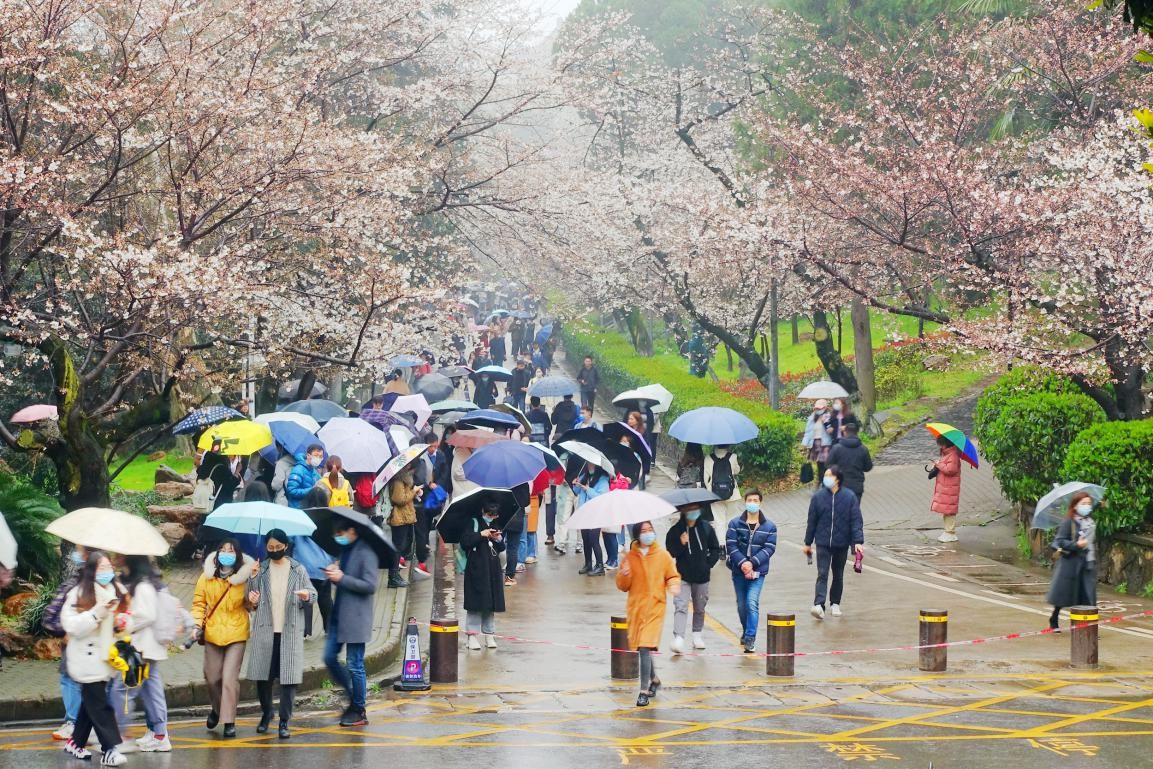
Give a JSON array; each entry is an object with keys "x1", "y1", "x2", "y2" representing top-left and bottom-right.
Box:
[{"x1": 110, "y1": 556, "x2": 172, "y2": 753}]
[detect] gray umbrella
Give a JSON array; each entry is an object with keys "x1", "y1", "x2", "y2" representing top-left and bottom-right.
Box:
[
  {"x1": 278, "y1": 379, "x2": 327, "y2": 400},
  {"x1": 414, "y1": 373, "x2": 455, "y2": 402}
]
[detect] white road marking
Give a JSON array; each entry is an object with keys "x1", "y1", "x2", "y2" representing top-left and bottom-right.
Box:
[
  {"x1": 923, "y1": 572, "x2": 961, "y2": 583},
  {"x1": 877, "y1": 556, "x2": 907, "y2": 567}
]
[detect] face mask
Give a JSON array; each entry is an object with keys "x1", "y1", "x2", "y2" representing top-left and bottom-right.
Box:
[
  {"x1": 267, "y1": 549, "x2": 287, "y2": 561},
  {"x1": 1075, "y1": 503, "x2": 1093, "y2": 517},
  {"x1": 638, "y1": 532, "x2": 656, "y2": 547},
  {"x1": 70, "y1": 551, "x2": 85, "y2": 566},
  {"x1": 217, "y1": 552, "x2": 237, "y2": 568},
  {"x1": 833, "y1": 402, "x2": 843, "y2": 412},
  {"x1": 94, "y1": 571, "x2": 115, "y2": 586},
  {"x1": 823, "y1": 476, "x2": 836, "y2": 490},
  {"x1": 745, "y1": 502, "x2": 760, "y2": 514},
  {"x1": 308, "y1": 456, "x2": 323, "y2": 468},
  {"x1": 482, "y1": 515, "x2": 498, "y2": 526},
  {"x1": 685, "y1": 510, "x2": 701, "y2": 522},
  {"x1": 333, "y1": 535, "x2": 351, "y2": 547}
]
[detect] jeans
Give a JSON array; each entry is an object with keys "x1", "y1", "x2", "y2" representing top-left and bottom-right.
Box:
[
  {"x1": 732, "y1": 572, "x2": 766, "y2": 642},
  {"x1": 323, "y1": 624, "x2": 367, "y2": 711},
  {"x1": 466, "y1": 611, "x2": 495, "y2": 635},
  {"x1": 504, "y1": 530, "x2": 522, "y2": 578},
  {"x1": 61, "y1": 670, "x2": 82, "y2": 723},
  {"x1": 815, "y1": 545, "x2": 850, "y2": 608},
  {"x1": 602, "y1": 532, "x2": 618, "y2": 567},
  {"x1": 580, "y1": 389, "x2": 596, "y2": 409},
  {"x1": 673, "y1": 582, "x2": 710, "y2": 636},
  {"x1": 545, "y1": 496, "x2": 557, "y2": 537},
  {"x1": 519, "y1": 529, "x2": 537, "y2": 562},
  {"x1": 109, "y1": 661, "x2": 168, "y2": 736},
  {"x1": 638, "y1": 648, "x2": 657, "y2": 694}
]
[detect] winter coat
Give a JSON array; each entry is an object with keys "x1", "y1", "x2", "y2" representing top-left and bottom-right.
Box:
[
  {"x1": 551, "y1": 399, "x2": 579, "y2": 434},
  {"x1": 285, "y1": 456, "x2": 322, "y2": 509},
  {"x1": 61, "y1": 583, "x2": 123, "y2": 683},
  {"x1": 125, "y1": 581, "x2": 169, "y2": 661},
  {"x1": 388, "y1": 477, "x2": 418, "y2": 526},
  {"x1": 930, "y1": 447, "x2": 962, "y2": 515},
  {"x1": 725, "y1": 512, "x2": 778, "y2": 576},
  {"x1": 575, "y1": 473, "x2": 610, "y2": 508},
  {"x1": 330, "y1": 538, "x2": 380, "y2": 644},
  {"x1": 804, "y1": 486, "x2": 864, "y2": 550},
  {"x1": 245, "y1": 559, "x2": 316, "y2": 685},
  {"x1": 473, "y1": 378, "x2": 498, "y2": 409},
  {"x1": 191, "y1": 553, "x2": 256, "y2": 647},
  {"x1": 665, "y1": 518, "x2": 722, "y2": 584},
  {"x1": 1046, "y1": 517, "x2": 1095, "y2": 607},
  {"x1": 460, "y1": 517, "x2": 506, "y2": 613},
  {"x1": 271, "y1": 454, "x2": 297, "y2": 506},
  {"x1": 489, "y1": 336, "x2": 506, "y2": 363},
  {"x1": 508, "y1": 367, "x2": 531, "y2": 397},
  {"x1": 615, "y1": 542, "x2": 680, "y2": 650},
  {"x1": 576, "y1": 365, "x2": 600, "y2": 392},
  {"x1": 704, "y1": 449, "x2": 741, "y2": 502},
  {"x1": 826, "y1": 437, "x2": 874, "y2": 497}
]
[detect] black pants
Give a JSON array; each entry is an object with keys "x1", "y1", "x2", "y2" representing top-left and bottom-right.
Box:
[
  {"x1": 546, "y1": 496, "x2": 557, "y2": 537},
  {"x1": 255, "y1": 634, "x2": 297, "y2": 723},
  {"x1": 74, "y1": 681, "x2": 120, "y2": 752},
  {"x1": 504, "y1": 530, "x2": 522, "y2": 578},
  {"x1": 580, "y1": 389, "x2": 596, "y2": 409},
  {"x1": 391, "y1": 523, "x2": 414, "y2": 560},
  {"x1": 581, "y1": 530, "x2": 604, "y2": 570},
  {"x1": 415, "y1": 506, "x2": 440, "y2": 564},
  {"x1": 304, "y1": 579, "x2": 331, "y2": 636},
  {"x1": 814, "y1": 545, "x2": 850, "y2": 609}
]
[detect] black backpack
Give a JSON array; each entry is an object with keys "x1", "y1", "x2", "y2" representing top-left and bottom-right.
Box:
[
  {"x1": 552, "y1": 401, "x2": 577, "y2": 433},
  {"x1": 710, "y1": 453, "x2": 735, "y2": 499}
]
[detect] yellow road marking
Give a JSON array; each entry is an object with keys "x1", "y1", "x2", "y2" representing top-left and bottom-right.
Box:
[{"x1": 1018, "y1": 695, "x2": 1153, "y2": 737}]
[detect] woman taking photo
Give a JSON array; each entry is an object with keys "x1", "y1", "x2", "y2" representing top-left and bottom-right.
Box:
[
  {"x1": 60, "y1": 551, "x2": 129, "y2": 765},
  {"x1": 460, "y1": 502, "x2": 507, "y2": 650},
  {"x1": 111, "y1": 556, "x2": 171, "y2": 753},
  {"x1": 191, "y1": 539, "x2": 255, "y2": 738},
  {"x1": 615, "y1": 521, "x2": 680, "y2": 708},
  {"x1": 1047, "y1": 492, "x2": 1098, "y2": 631},
  {"x1": 246, "y1": 529, "x2": 316, "y2": 739},
  {"x1": 573, "y1": 462, "x2": 610, "y2": 577}
]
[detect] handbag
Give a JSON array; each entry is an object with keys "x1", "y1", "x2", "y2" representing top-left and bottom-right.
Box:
[
  {"x1": 800, "y1": 462, "x2": 814, "y2": 484},
  {"x1": 195, "y1": 586, "x2": 231, "y2": 646}
]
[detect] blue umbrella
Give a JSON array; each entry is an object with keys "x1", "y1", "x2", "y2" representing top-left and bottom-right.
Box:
[
  {"x1": 475, "y1": 365, "x2": 513, "y2": 381},
  {"x1": 268, "y1": 421, "x2": 319, "y2": 457},
  {"x1": 172, "y1": 406, "x2": 245, "y2": 435},
  {"x1": 390, "y1": 354, "x2": 424, "y2": 368},
  {"x1": 667, "y1": 407, "x2": 759, "y2": 445},
  {"x1": 527, "y1": 375, "x2": 578, "y2": 397},
  {"x1": 458, "y1": 409, "x2": 520, "y2": 431},
  {"x1": 462, "y1": 441, "x2": 546, "y2": 488},
  {"x1": 535, "y1": 324, "x2": 553, "y2": 346},
  {"x1": 203, "y1": 502, "x2": 316, "y2": 536},
  {"x1": 281, "y1": 399, "x2": 348, "y2": 424}
]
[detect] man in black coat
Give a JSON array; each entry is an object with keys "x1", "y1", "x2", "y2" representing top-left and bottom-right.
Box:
[
  {"x1": 507, "y1": 359, "x2": 531, "y2": 410},
  {"x1": 665, "y1": 508, "x2": 722, "y2": 653},
  {"x1": 825, "y1": 422, "x2": 873, "y2": 498}
]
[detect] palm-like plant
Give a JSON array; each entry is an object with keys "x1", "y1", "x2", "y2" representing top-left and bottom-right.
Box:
[{"x1": 0, "y1": 473, "x2": 65, "y2": 582}]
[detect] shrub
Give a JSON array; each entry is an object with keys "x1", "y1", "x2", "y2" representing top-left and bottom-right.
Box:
[
  {"x1": 874, "y1": 364, "x2": 923, "y2": 403},
  {"x1": 0, "y1": 472, "x2": 66, "y2": 582},
  {"x1": 1061, "y1": 420, "x2": 1153, "y2": 537},
  {"x1": 561, "y1": 322, "x2": 799, "y2": 478},
  {"x1": 973, "y1": 365, "x2": 1077, "y2": 449},
  {"x1": 978, "y1": 392, "x2": 1104, "y2": 506}
]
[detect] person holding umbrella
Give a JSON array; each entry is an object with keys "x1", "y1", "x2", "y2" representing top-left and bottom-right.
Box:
[
  {"x1": 574, "y1": 462, "x2": 611, "y2": 577},
  {"x1": 245, "y1": 529, "x2": 316, "y2": 739},
  {"x1": 472, "y1": 372, "x2": 498, "y2": 409},
  {"x1": 704, "y1": 445, "x2": 741, "y2": 519},
  {"x1": 801, "y1": 400, "x2": 831, "y2": 488},
  {"x1": 461, "y1": 501, "x2": 507, "y2": 650},
  {"x1": 665, "y1": 505, "x2": 721, "y2": 653},
  {"x1": 1047, "y1": 492, "x2": 1099, "y2": 631},
  {"x1": 931, "y1": 435, "x2": 963, "y2": 543},
  {"x1": 616, "y1": 521, "x2": 681, "y2": 708}
]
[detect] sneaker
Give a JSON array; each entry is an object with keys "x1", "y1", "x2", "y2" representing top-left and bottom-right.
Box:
[
  {"x1": 553, "y1": 545, "x2": 566, "y2": 555},
  {"x1": 398, "y1": 557, "x2": 407, "y2": 567},
  {"x1": 604, "y1": 563, "x2": 618, "y2": 571},
  {"x1": 830, "y1": 604, "x2": 843, "y2": 618},
  {"x1": 587, "y1": 567, "x2": 605, "y2": 576},
  {"x1": 467, "y1": 634, "x2": 482, "y2": 651},
  {"x1": 100, "y1": 749, "x2": 127, "y2": 767},
  {"x1": 64, "y1": 739, "x2": 92, "y2": 760},
  {"x1": 133, "y1": 733, "x2": 154, "y2": 747},
  {"x1": 414, "y1": 562, "x2": 430, "y2": 577},
  {"x1": 515, "y1": 563, "x2": 526, "y2": 573},
  {"x1": 544, "y1": 537, "x2": 555, "y2": 546},
  {"x1": 743, "y1": 639, "x2": 756, "y2": 653},
  {"x1": 525, "y1": 556, "x2": 537, "y2": 565},
  {"x1": 115, "y1": 742, "x2": 139, "y2": 754},
  {"x1": 53, "y1": 721, "x2": 75, "y2": 741},
  {"x1": 578, "y1": 565, "x2": 590, "y2": 575},
  {"x1": 937, "y1": 532, "x2": 959, "y2": 543},
  {"x1": 670, "y1": 635, "x2": 684, "y2": 655},
  {"x1": 574, "y1": 545, "x2": 583, "y2": 554},
  {"x1": 504, "y1": 577, "x2": 517, "y2": 586},
  {"x1": 810, "y1": 604, "x2": 825, "y2": 620},
  {"x1": 338, "y1": 708, "x2": 368, "y2": 727},
  {"x1": 484, "y1": 634, "x2": 498, "y2": 649},
  {"x1": 636, "y1": 693, "x2": 650, "y2": 708},
  {"x1": 692, "y1": 632, "x2": 706, "y2": 650},
  {"x1": 140, "y1": 735, "x2": 172, "y2": 753}
]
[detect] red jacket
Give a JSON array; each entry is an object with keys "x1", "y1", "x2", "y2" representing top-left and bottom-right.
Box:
[{"x1": 931, "y1": 447, "x2": 962, "y2": 515}]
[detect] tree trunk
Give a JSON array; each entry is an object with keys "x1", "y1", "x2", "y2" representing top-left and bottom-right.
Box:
[
  {"x1": 851, "y1": 298, "x2": 876, "y2": 418},
  {"x1": 685, "y1": 314, "x2": 772, "y2": 386},
  {"x1": 812, "y1": 310, "x2": 859, "y2": 393},
  {"x1": 295, "y1": 371, "x2": 318, "y2": 402},
  {"x1": 628, "y1": 308, "x2": 653, "y2": 356},
  {"x1": 42, "y1": 336, "x2": 111, "y2": 508},
  {"x1": 791, "y1": 315, "x2": 800, "y2": 345},
  {"x1": 724, "y1": 344, "x2": 734, "y2": 372}
]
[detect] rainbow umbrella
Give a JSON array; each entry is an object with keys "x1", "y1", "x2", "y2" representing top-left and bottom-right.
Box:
[{"x1": 925, "y1": 422, "x2": 979, "y2": 468}]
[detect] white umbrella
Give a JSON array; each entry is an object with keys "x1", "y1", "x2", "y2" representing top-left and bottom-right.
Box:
[
  {"x1": 316, "y1": 417, "x2": 395, "y2": 474},
  {"x1": 0, "y1": 511, "x2": 17, "y2": 569},
  {"x1": 557, "y1": 440, "x2": 615, "y2": 476},
  {"x1": 389, "y1": 394, "x2": 433, "y2": 430},
  {"x1": 798, "y1": 381, "x2": 851, "y2": 400},
  {"x1": 374, "y1": 444, "x2": 430, "y2": 494},
  {"x1": 46, "y1": 507, "x2": 170, "y2": 556},
  {"x1": 254, "y1": 411, "x2": 321, "y2": 433},
  {"x1": 565, "y1": 489, "x2": 678, "y2": 530},
  {"x1": 1031, "y1": 482, "x2": 1107, "y2": 530},
  {"x1": 635, "y1": 384, "x2": 674, "y2": 414}
]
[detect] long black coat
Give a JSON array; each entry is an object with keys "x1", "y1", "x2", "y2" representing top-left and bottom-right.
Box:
[
  {"x1": 461, "y1": 518, "x2": 506, "y2": 613},
  {"x1": 1046, "y1": 518, "x2": 1095, "y2": 607}
]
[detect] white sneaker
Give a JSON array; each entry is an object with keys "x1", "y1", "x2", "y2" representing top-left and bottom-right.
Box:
[
  {"x1": 937, "y1": 532, "x2": 959, "y2": 543},
  {"x1": 670, "y1": 635, "x2": 685, "y2": 655},
  {"x1": 133, "y1": 733, "x2": 153, "y2": 746},
  {"x1": 139, "y1": 735, "x2": 172, "y2": 753},
  {"x1": 692, "y1": 632, "x2": 706, "y2": 650},
  {"x1": 116, "y1": 741, "x2": 139, "y2": 754},
  {"x1": 515, "y1": 563, "x2": 526, "y2": 573},
  {"x1": 525, "y1": 556, "x2": 538, "y2": 565},
  {"x1": 810, "y1": 604, "x2": 825, "y2": 620},
  {"x1": 52, "y1": 721, "x2": 75, "y2": 741},
  {"x1": 101, "y1": 748, "x2": 127, "y2": 766},
  {"x1": 467, "y1": 634, "x2": 482, "y2": 651},
  {"x1": 830, "y1": 604, "x2": 843, "y2": 617},
  {"x1": 575, "y1": 545, "x2": 583, "y2": 554},
  {"x1": 64, "y1": 739, "x2": 91, "y2": 760},
  {"x1": 484, "y1": 634, "x2": 498, "y2": 649}
]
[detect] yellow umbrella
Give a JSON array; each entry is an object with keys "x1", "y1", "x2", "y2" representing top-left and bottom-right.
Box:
[{"x1": 197, "y1": 420, "x2": 272, "y2": 456}]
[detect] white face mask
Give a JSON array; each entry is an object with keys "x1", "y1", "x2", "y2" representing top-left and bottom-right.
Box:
[
  {"x1": 1075, "y1": 503, "x2": 1093, "y2": 517},
  {"x1": 308, "y1": 456, "x2": 322, "y2": 468}
]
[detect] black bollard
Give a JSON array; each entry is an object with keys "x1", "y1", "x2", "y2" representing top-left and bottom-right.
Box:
[
  {"x1": 765, "y1": 613, "x2": 796, "y2": 677},
  {"x1": 610, "y1": 616, "x2": 638, "y2": 680},
  {"x1": 429, "y1": 618, "x2": 459, "y2": 684},
  {"x1": 918, "y1": 609, "x2": 948, "y2": 672},
  {"x1": 1070, "y1": 606, "x2": 1099, "y2": 669}
]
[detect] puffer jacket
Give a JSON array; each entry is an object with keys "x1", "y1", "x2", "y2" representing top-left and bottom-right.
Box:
[
  {"x1": 930, "y1": 446, "x2": 962, "y2": 515},
  {"x1": 805, "y1": 486, "x2": 865, "y2": 550},
  {"x1": 725, "y1": 512, "x2": 777, "y2": 576},
  {"x1": 388, "y1": 477, "x2": 418, "y2": 526},
  {"x1": 665, "y1": 518, "x2": 722, "y2": 584},
  {"x1": 125, "y1": 581, "x2": 169, "y2": 661},
  {"x1": 285, "y1": 455, "x2": 321, "y2": 509},
  {"x1": 60, "y1": 583, "x2": 124, "y2": 683},
  {"x1": 191, "y1": 552, "x2": 255, "y2": 647}
]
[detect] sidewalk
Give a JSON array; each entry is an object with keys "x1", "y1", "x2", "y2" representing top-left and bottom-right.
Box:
[{"x1": 0, "y1": 561, "x2": 410, "y2": 723}]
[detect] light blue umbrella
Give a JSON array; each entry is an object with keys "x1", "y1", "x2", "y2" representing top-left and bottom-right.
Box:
[
  {"x1": 667, "y1": 407, "x2": 759, "y2": 445},
  {"x1": 1031, "y1": 482, "x2": 1107, "y2": 530},
  {"x1": 462, "y1": 441, "x2": 547, "y2": 488},
  {"x1": 203, "y1": 502, "x2": 316, "y2": 536},
  {"x1": 458, "y1": 409, "x2": 520, "y2": 431},
  {"x1": 527, "y1": 375, "x2": 579, "y2": 397},
  {"x1": 390, "y1": 354, "x2": 424, "y2": 368},
  {"x1": 475, "y1": 365, "x2": 513, "y2": 381},
  {"x1": 429, "y1": 399, "x2": 478, "y2": 414}
]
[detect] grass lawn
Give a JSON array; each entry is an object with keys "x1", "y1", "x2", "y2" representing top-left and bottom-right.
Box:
[{"x1": 113, "y1": 453, "x2": 194, "y2": 492}]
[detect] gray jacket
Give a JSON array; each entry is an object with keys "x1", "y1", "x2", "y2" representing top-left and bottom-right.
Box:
[
  {"x1": 331, "y1": 538, "x2": 380, "y2": 644},
  {"x1": 245, "y1": 559, "x2": 316, "y2": 685}
]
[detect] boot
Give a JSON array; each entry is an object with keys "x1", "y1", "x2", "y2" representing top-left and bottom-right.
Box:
[
  {"x1": 387, "y1": 568, "x2": 408, "y2": 588},
  {"x1": 256, "y1": 711, "x2": 272, "y2": 734}
]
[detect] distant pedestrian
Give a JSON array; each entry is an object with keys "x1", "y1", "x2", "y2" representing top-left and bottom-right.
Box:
[
  {"x1": 930, "y1": 436, "x2": 962, "y2": 543},
  {"x1": 579, "y1": 406, "x2": 599, "y2": 430},
  {"x1": 502, "y1": 507, "x2": 525, "y2": 586},
  {"x1": 576, "y1": 356, "x2": 599, "y2": 409},
  {"x1": 803, "y1": 466, "x2": 864, "y2": 620},
  {"x1": 574, "y1": 462, "x2": 610, "y2": 576},
  {"x1": 388, "y1": 469, "x2": 418, "y2": 581},
  {"x1": 527, "y1": 396, "x2": 552, "y2": 444},
  {"x1": 826, "y1": 399, "x2": 859, "y2": 444},
  {"x1": 551, "y1": 393, "x2": 579, "y2": 435},
  {"x1": 676, "y1": 443, "x2": 704, "y2": 488},
  {"x1": 1047, "y1": 493, "x2": 1098, "y2": 631},
  {"x1": 509, "y1": 320, "x2": 524, "y2": 361},
  {"x1": 472, "y1": 373, "x2": 498, "y2": 409},
  {"x1": 826, "y1": 422, "x2": 873, "y2": 499},
  {"x1": 531, "y1": 345, "x2": 546, "y2": 374},
  {"x1": 462, "y1": 501, "x2": 507, "y2": 650},
  {"x1": 725, "y1": 491, "x2": 777, "y2": 653},
  {"x1": 111, "y1": 556, "x2": 172, "y2": 753},
  {"x1": 666, "y1": 506, "x2": 721, "y2": 653},
  {"x1": 704, "y1": 444, "x2": 741, "y2": 519},
  {"x1": 489, "y1": 331, "x2": 506, "y2": 368},
  {"x1": 507, "y1": 359, "x2": 531, "y2": 411},
  {"x1": 413, "y1": 436, "x2": 445, "y2": 577},
  {"x1": 615, "y1": 521, "x2": 680, "y2": 708},
  {"x1": 802, "y1": 399, "x2": 832, "y2": 488},
  {"x1": 323, "y1": 517, "x2": 381, "y2": 727}
]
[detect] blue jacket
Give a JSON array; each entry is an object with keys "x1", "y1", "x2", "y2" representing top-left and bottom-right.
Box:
[
  {"x1": 285, "y1": 455, "x2": 321, "y2": 509},
  {"x1": 576, "y1": 473, "x2": 610, "y2": 506},
  {"x1": 804, "y1": 487, "x2": 865, "y2": 549},
  {"x1": 725, "y1": 512, "x2": 777, "y2": 576}
]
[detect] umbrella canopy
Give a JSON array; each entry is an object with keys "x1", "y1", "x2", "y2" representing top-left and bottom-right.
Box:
[
  {"x1": 613, "y1": 389, "x2": 661, "y2": 410},
  {"x1": 9, "y1": 404, "x2": 58, "y2": 424},
  {"x1": 413, "y1": 373, "x2": 454, "y2": 403},
  {"x1": 390, "y1": 354, "x2": 425, "y2": 368},
  {"x1": 439, "y1": 365, "x2": 473, "y2": 379},
  {"x1": 203, "y1": 502, "x2": 316, "y2": 537},
  {"x1": 527, "y1": 442, "x2": 563, "y2": 471},
  {"x1": 925, "y1": 422, "x2": 980, "y2": 468},
  {"x1": 306, "y1": 507, "x2": 394, "y2": 564},
  {"x1": 511, "y1": 310, "x2": 535, "y2": 320},
  {"x1": 557, "y1": 440, "x2": 615, "y2": 476},
  {"x1": 527, "y1": 376, "x2": 579, "y2": 397},
  {"x1": 268, "y1": 421, "x2": 320, "y2": 457},
  {"x1": 446, "y1": 428, "x2": 510, "y2": 449},
  {"x1": 635, "y1": 384, "x2": 673, "y2": 414},
  {"x1": 429, "y1": 399, "x2": 477, "y2": 414},
  {"x1": 373, "y1": 444, "x2": 431, "y2": 494},
  {"x1": 46, "y1": 508, "x2": 169, "y2": 556},
  {"x1": 535, "y1": 324, "x2": 553, "y2": 345},
  {"x1": 359, "y1": 409, "x2": 420, "y2": 438},
  {"x1": 436, "y1": 488, "x2": 519, "y2": 544},
  {"x1": 172, "y1": 406, "x2": 246, "y2": 436},
  {"x1": 197, "y1": 420, "x2": 273, "y2": 456},
  {"x1": 317, "y1": 418, "x2": 397, "y2": 473},
  {"x1": 474, "y1": 365, "x2": 513, "y2": 382},
  {"x1": 435, "y1": 411, "x2": 466, "y2": 426},
  {"x1": 458, "y1": 409, "x2": 521, "y2": 431},
  {"x1": 0, "y1": 511, "x2": 16, "y2": 569},
  {"x1": 660, "y1": 488, "x2": 721, "y2": 511},
  {"x1": 603, "y1": 421, "x2": 654, "y2": 461},
  {"x1": 491, "y1": 403, "x2": 531, "y2": 433},
  {"x1": 281, "y1": 399, "x2": 348, "y2": 424},
  {"x1": 1031, "y1": 482, "x2": 1107, "y2": 530},
  {"x1": 485, "y1": 310, "x2": 512, "y2": 323},
  {"x1": 668, "y1": 407, "x2": 759, "y2": 446},
  {"x1": 254, "y1": 411, "x2": 322, "y2": 433},
  {"x1": 278, "y1": 379, "x2": 327, "y2": 400},
  {"x1": 798, "y1": 380, "x2": 851, "y2": 400},
  {"x1": 389, "y1": 394, "x2": 433, "y2": 430},
  {"x1": 463, "y1": 441, "x2": 547, "y2": 488},
  {"x1": 566, "y1": 489, "x2": 677, "y2": 530}
]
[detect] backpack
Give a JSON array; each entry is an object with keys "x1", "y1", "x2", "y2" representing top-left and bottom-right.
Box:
[
  {"x1": 553, "y1": 401, "x2": 577, "y2": 433},
  {"x1": 454, "y1": 518, "x2": 479, "y2": 575},
  {"x1": 191, "y1": 478, "x2": 216, "y2": 512},
  {"x1": 354, "y1": 474, "x2": 377, "y2": 510},
  {"x1": 710, "y1": 453, "x2": 736, "y2": 499},
  {"x1": 528, "y1": 413, "x2": 548, "y2": 442},
  {"x1": 152, "y1": 587, "x2": 185, "y2": 645}
]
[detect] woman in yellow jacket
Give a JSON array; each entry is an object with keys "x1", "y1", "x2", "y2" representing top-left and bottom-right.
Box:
[
  {"x1": 191, "y1": 539, "x2": 255, "y2": 738},
  {"x1": 615, "y1": 521, "x2": 680, "y2": 708},
  {"x1": 319, "y1": 456, "x2": 353, "y2": 508},
  {"x1": 388, "y1": 469, "x2": 419, "y2": 567}
]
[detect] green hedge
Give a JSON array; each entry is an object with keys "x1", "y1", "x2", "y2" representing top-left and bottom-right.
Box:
[
  {"x1": 1062, "y1": 420, "x2": 1153, "y2": 537},
  {"x1": 561, "y1": 322, "x2": 799, "y2": 478},
  {"x1": 974, "y1": 365, "x2": 1077, "y2": 449},
  {"x1": 978, "y1": 392, "x2": 1104, "y2": 506}
]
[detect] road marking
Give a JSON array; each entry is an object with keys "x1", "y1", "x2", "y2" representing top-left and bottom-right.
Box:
[
  {"x1": 876, "y1": 556, "x2": 906, "y2": 567},
  {"x1": 923, "y1": 572, "x2": 960, "y2": 583}
]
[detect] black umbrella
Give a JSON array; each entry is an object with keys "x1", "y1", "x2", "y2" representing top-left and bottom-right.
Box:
[
  {"x1": 660, "y1": 488, "x2": 721, "y2": 508},
  {"x1": 554, "y1": 427, "x2": 643, "y2": 483},
  {"x1": 603, "y1": 421, "x2": 653, "y2": 461},
  {"x1": 414, "y1": 373, "x2": 454, "y2": 402},
  {"x1": 439, "y1": 365, "x2": 473, "y2": 379},
  {"x1": 305, "y1": 507, "x2": 395, "y2": 566},
  {"x1": 436, "y1": 488, "x2": 519, "y2": 544}
]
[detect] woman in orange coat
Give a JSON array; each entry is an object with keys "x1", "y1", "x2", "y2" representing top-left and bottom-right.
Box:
[
  {"x1": 931, "y1": 437, "x2": 962, "y2": 543},
  {"x1": 615, "y1": 521, "x2": 681, "y2": 707}
]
